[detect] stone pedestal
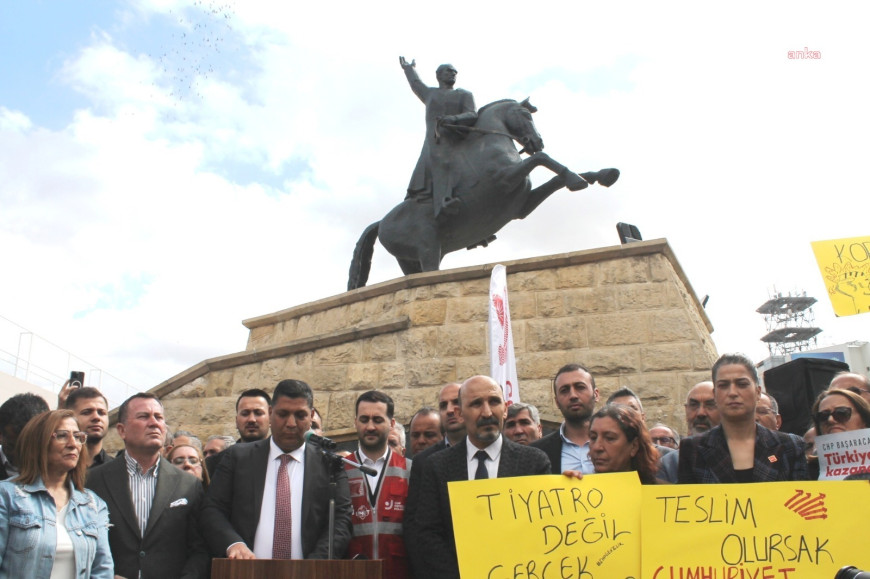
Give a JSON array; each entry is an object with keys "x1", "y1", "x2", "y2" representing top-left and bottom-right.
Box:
[{"x1": 105, "y1": 239, "x2": 717, "y2": 451}]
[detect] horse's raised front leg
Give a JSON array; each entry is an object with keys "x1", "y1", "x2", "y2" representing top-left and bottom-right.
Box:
[
  {"x1": 515, "y1": 176, "x2": 569, "y2": 219},
  {"x1": 494, "y1": 152, "x2": 588, "y2": 191}
]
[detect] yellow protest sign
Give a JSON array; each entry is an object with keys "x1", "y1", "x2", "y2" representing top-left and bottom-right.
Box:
[
  {"x1": 449, "y1": 472, "x2": 642, "y2": 579},
  {"x1": 642, "y1": 481, "x2": 870, "y2": 578},
  {"x1": 811, "y1": 236, "x2": 870, "y2": 316}
]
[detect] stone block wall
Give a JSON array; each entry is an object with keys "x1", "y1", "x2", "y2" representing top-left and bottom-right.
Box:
[{"x1": 103, "y1": 239, "x2": 717, "y2": 453}]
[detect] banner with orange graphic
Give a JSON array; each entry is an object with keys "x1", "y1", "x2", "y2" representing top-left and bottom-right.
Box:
[{"x1": 642, "y1": 481, "x2": 870, "y2": 578}]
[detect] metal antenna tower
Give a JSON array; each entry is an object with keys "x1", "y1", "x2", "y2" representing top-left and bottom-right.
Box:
[{"x1": 756, "y1": 289, "x2": 822, "y2": 357}]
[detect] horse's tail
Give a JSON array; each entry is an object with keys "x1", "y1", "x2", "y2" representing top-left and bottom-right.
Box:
[{"x1": 347, "y1": 221, "x2": 380, "y2": 291}]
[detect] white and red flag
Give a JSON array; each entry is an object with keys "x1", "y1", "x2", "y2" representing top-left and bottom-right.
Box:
[{"x1": 488, "y1": 264, "x2": 519, "y2": 405}]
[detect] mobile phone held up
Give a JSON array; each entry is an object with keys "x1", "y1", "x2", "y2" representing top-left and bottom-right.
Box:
[{"x1": 69, "y1": 371, "x2": 85, "y2": 388}]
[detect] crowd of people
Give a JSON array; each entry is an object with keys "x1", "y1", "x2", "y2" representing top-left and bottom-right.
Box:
[{"x1": 0, "y1": 353, "x2": 867, "y2": 578}]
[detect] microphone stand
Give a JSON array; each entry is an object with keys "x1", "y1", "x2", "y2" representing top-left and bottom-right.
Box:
[{"x1": 315, "y1": 446, "x2": 378, "y2": 560}]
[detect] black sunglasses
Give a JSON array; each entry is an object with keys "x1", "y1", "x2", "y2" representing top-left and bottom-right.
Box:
[{"x1": 814, "y1": 406, "x2": 853, "y2": 425}]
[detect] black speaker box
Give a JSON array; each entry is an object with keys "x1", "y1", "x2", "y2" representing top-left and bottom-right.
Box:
[{"x1": 763, "y1": 357, "x2": 850, "y2": 435}]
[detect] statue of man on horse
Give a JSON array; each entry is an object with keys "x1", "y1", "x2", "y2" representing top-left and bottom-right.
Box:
[
  {"x1": 346, "y1": 59, "x2": 620, "y2": 290},
  {"x1": 400, "y1": 57, "x2": 478, "y2": 220}
]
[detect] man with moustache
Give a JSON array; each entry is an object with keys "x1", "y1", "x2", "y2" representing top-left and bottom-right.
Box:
[
  {"x1": 531, "y1": 364, "x2": 600, "y2": 474},
  {"x1": 408, "y1": 407, "x2": 443, "y2": 457},
  {"x1": 503, "y1": 402, "x2": 543, "y2": 445},
  {"x1": 345, "y1": 391, "x2": 412, "y2": 579},
  {"x1": 657, "y1": 380, "x2": 721, "y2": 482},
  {"x1": 409, "y1": 376, "x2": 550, "y2": 579}
]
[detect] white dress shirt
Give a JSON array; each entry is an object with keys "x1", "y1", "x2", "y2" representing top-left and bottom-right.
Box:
[
  {"x1": 465, "y1": 435, "x2": 504, "y2": 480},
  {"x1": 253, "y1": 439, "x2": 306, "y2": 559}
]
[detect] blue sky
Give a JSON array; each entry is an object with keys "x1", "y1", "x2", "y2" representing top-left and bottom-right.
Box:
[{"x1": 1, "y1": 1, "x2": 868, "y2": 404}]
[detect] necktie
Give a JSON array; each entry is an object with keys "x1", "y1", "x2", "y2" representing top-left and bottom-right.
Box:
[
  {"x1": 272, "y1": 454, "x2": 293, "y2": 559},
  {"x1": 474, "y1": 450, "x2": 489, "y2": 480}
]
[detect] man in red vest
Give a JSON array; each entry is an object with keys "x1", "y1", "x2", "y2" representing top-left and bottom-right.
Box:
[{"x1": 345, "y1": 390, "x2": 411, "y2": 578}]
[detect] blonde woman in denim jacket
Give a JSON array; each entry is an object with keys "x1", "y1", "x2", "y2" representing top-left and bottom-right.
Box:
[{"x1": 0, "y1": 409, "x2": 113, "y2": 578}]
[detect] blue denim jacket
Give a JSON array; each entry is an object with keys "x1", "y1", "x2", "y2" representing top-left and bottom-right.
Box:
[{"x1": 0, "y1": 477, "x2": 113, "y2": 578}]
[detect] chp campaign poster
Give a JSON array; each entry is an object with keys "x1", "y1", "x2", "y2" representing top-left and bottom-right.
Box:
[
  {"x1": 642, "y1": 481, "x2": 870, "y2": 579},
  {"x1": 811, "y1": 235, "x2": 870, "y2": 316},
  {"x1": 449, "y1": 472, "x2": 642, "y2": 579},
  {"x1": 816, "y1": 428, "x2": 870, "y2": 480}
]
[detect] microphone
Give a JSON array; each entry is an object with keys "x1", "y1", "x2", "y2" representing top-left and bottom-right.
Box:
[{"x1": 304, "y1": 430, "x2": 337, "y2": 450}]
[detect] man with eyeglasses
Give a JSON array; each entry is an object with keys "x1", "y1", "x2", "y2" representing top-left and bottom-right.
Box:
[
  {"x1": 755, "y1": 393, "x2": 782, "y2": 431},
  {"x1": 829, "y1": 372, "x2": 870, "y2": 404},
  {"x1": 649, "y1": 423, "x2": 680, "y2": 449},
  {"x1": 657, "y1": 381, "x2": 721, "y2": 482}
]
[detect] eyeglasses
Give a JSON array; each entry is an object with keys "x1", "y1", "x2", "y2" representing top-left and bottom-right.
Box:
[
  {"x1": 171, "y1": 456, "x2": 201, "y2": 466},
  {"x1": 846, "y1": 386, "x2": 870, "y2": 396},
  {"x1": 52, "y1": 430, "x2": 87, "y2": 445},
  {"x1": 685, "y1": 400, "x2": 717, "y2": 411},
  {"x1": 814, "y1": 406, "x2": 853, "y2": 425},
  {"x1": 651, "y1": 436, "x2": 676, "y2": 446},
  {"x1": 755, "y1": 408, "x2": 776, "y2": 416}
]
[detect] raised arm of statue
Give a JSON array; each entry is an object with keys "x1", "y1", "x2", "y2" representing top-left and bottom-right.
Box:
[{"x1": 399, "y1": 55, "x2": 429, "y2": 103}]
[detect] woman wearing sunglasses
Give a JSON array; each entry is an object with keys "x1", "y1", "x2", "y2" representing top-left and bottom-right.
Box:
[
  {"x1": 812, "y1": 388, "x2": 870, "y2": 436},
  {"x1": 0, "y1": 410, "x2": 113, "y2": 578},
  {"x1": 167, "y1": 443, "x2": 210, "y2": 490},
  {"x1": 678, "y1": 353, "x2": 809, "y2": 483}
]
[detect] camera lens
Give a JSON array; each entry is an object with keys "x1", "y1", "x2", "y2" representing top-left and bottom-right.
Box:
[{"x1": 836, "y1": 566, "x2": 870, "y2": 579}]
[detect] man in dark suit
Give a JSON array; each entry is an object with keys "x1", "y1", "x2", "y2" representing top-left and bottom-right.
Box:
[
  {"x1": 532, "y1": 363, "x2": 600, "y2": 474},
  {"x1": 408, "y1": 376, "x2": 551, "y2": 579},
  {"x1": 86, "y1": 393, "x2": 209, "y2": 579},
  {"x1": 404, "y1": 382, "x2": 465, "y2": 572},
  {"x1": 204, "y1": 388, "x2": 271, "y2": 478},
  {"x1": 201, "y1": 379, "x2": 352, "y2": 559}
]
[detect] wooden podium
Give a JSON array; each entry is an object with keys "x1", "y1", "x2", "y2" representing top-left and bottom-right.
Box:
[{"x1": 211, "y1": 558, "x2": 383, "y2": 579}]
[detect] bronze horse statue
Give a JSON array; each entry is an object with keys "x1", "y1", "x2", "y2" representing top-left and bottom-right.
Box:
[{"x1": 347, "y1": 99, "x2": 618, "y2": 290}]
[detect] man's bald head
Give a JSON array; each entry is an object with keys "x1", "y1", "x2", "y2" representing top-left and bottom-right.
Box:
[
  {"x1": 830, "y1": 372, "x2": 870, "y2": 404},
  {"x1": 458, "y1": 376, "x2": 505, "y2": 449},
  {"x1": 685, "y1": 380, "x2": 720, "y2": 435}
]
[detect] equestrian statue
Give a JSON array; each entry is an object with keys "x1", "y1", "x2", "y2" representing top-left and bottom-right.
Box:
[{"x1": 347, "y1": 58, "x2": 619, "y2": 290}]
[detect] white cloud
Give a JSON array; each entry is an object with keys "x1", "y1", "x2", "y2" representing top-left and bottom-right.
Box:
[{"x1": 2, "y1": 0, "x2": 868, "y2": 394}]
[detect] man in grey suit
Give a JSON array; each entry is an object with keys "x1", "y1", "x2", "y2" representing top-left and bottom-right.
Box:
[
  {"x1": 86, "y1": 393, "x2": 209, "y2": 579},
  {"x1": 201, "y1": 379, "x2": 352, "y2": 559},
  {"x1": 408, "y1": 376, "x2": 550, "y2": 579}
]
